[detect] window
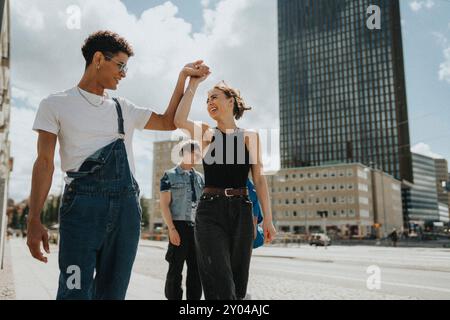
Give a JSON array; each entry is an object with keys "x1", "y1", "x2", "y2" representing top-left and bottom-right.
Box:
[
  {"x1": 359, "y1": 197, "x2": 369, "y2": 205},
  {"x1": 358, "y1": 183, "x2": 369, "y2": 192},
  {"x1": 357, "y1": 169, "x2": 368, "y2": 179},
  {"x1": 360, "y1": 209, "x2": 369, "y2": 218}
]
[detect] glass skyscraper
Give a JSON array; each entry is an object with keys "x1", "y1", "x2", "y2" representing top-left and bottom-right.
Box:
[
  {"x1": 402, "y1": 153, "x2": 440, "y2": 225},
  {"x1": 278, "y1": 0, "x2": 413, "y2": 183}
]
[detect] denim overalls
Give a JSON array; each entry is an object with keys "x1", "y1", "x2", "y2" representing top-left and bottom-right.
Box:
[{"x1": 56, "y1": 98, "x2": 142, "y2": 300}]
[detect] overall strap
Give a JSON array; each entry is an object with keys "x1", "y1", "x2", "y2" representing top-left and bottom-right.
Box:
[{"x1": 112, "y1": 98, "x2": 125, "y2": 137}]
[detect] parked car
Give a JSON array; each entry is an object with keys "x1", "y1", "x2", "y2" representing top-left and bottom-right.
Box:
[{"x1": 309, "y1": 233, "x2": 331, "y2": 246}]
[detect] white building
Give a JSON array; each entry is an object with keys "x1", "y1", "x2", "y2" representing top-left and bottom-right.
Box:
[{"x1": 0, "y1": 0, "x2": 11, "y2": 269}]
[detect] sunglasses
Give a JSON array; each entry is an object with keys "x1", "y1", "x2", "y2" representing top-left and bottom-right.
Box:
[{"x1": 103, "y1": 53, "x2": 128, "y2": 74}]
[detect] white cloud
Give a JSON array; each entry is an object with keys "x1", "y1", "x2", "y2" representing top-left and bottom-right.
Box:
[
  {"x1": 433, "y1": 33, "x2": 450, "y2": 84},
  {"x1": 10, "y1": 0, "x2": 279, "y2": 201},
  {"x1": 439, "y1": 47, "x2": 450, "y2": 83},
  {"x1": 9, "y1": 107, "x2": 65, "y2": 201},
  {"x1": 433, "y1": 32, "x2": 448, "y2": 47},
  {"x1": 409, "y1": 0, "x2": 435, "y2": 12},
  {"x1": 411, "y1": 143, "x2": 444, "y2": 159},
  {"x1": 201, "y1": 0, "x2": 210, "y2": 8}
]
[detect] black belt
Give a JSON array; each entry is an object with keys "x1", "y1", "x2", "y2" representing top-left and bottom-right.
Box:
[{"x1": 203, "y1": 187, "x2": 249, "y2": 198}]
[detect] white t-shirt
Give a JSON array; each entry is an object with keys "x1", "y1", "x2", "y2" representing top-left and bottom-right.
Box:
[{"x1": 33, "y1": 87, "x2": 153, "y2": 178}]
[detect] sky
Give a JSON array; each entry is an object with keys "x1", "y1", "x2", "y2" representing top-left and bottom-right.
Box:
[{"x1": 8, "y1": 0, "x2": 450, "y2": 201}]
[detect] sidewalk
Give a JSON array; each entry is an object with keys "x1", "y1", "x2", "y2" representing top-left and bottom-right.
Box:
[
  {"x1": 0, "y1": 240, "x2": 15, "y2": 300},
  {"x1": 6, "y1": 238, "x2": 165, "y2": 300}
]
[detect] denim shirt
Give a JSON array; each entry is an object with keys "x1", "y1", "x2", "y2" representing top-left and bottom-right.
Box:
[{"x1": 161, "y1": 166, "x2": 204, "y2": 222}]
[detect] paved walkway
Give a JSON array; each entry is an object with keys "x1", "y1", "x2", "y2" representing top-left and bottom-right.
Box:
[
  {"x1": 0, "y1": 240, "x2": 15, "y2": 300},
  {"x1": 6, "y1": 238, "x2": 165, "y2": 300}
]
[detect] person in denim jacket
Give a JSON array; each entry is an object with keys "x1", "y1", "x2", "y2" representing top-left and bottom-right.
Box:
[{"x1": 160, "y1": 141, "x2": 204, "y2": 300}]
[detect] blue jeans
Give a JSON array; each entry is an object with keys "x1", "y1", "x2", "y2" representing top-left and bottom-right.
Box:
[{"x1": 56, "y1": 139, "x2": 141, "y2": 300}]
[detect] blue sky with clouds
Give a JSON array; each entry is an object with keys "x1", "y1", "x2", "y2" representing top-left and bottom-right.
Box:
[
  {"x1": 121, "y1": 0, "x2": 219, "y2": 32},
  {"x1": 120, "y1": 0, "x2": 450, "y2": 159},
  {"x1": 8, "y1": 0, "x2": 450, "y2": 201},
  {"x1": 399, "y1": 0, "x2": 450, "y2": 159}
]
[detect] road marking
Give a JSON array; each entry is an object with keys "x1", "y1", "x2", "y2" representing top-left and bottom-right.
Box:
[{"x1": 254, "y1": 266, "x2": 450, "y2": 294}]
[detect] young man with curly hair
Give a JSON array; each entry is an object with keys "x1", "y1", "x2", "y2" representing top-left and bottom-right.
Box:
[{"x1": 27, "y1": 30, "x2": 209, "y2": 300}]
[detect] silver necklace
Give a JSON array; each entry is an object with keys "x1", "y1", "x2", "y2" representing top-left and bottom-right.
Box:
[{"x1": 77, "y1": 87, "x2": 106, "y2": 107}]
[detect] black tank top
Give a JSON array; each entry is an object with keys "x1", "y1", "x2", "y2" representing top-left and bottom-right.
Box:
[{"x1": 203, "y1": 128, "x2": 251, "y2": 189}]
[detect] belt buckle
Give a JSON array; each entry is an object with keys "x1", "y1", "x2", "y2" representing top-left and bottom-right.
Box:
[{"x1": 224, "y1": 188, "x2": 234, "y2": 197}]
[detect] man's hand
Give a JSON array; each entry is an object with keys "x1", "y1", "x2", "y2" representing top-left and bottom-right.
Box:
[
  {"x1": 189, "y1": 70, "x2": 211, "y2": 87},
  {"x1": 26, "y1": 217, "x2": 50, "y2": 263},
  {"x1": 169, "y1": 228, "x2": 181, "y2": 247},
  {"x1": 263, "y1": 220, "x2": 277, "y2": 244},
  {"x1": 181, "y1": 60, "x2": 210, "y2": 79}
]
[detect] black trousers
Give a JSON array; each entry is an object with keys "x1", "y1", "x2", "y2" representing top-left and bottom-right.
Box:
[
  {"x1": 165, "y1": 221, "x2": 202, "y2": 300},
  {"x1": 195, "y1": 195, "x2": 254, "y2": 300}
]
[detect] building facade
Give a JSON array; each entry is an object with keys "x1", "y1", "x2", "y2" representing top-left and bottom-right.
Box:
[
  {"x1": 434, "y1": 159, "x2": 450, "y2": 215},
  {"x1": 438, "y1": 203, "x2": 449, "y2": 224},
  {"x1": 278, "y1": 0, "x2": 413, "y2": 183},
  {"x1": 403, "y1": 153, "x2": 440, "y2": 227},
  {"x1": 267, "y1": 163, "x2": 403, "y2": 238},
  {"x1": 0, "y1": 0, "x2": 11, "y2": 269}
]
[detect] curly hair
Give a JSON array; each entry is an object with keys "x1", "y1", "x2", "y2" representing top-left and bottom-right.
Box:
[
  {"x1": 214, "y1": 81, "x2": 252, "y2": 120},
  {"x1": 81, "y1": 30, "x2": 134, "y2": 69}
]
